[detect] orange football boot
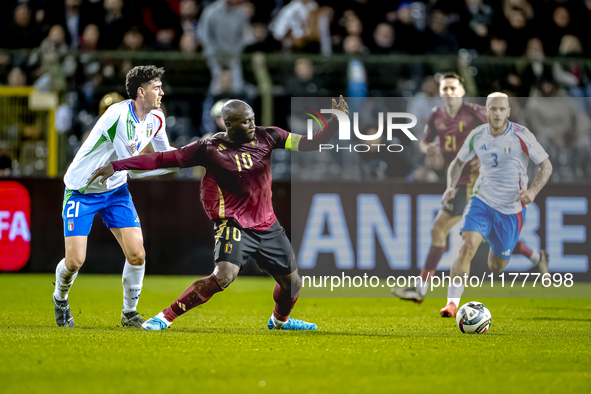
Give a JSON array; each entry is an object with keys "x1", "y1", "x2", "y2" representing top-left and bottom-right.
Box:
[{"x1": 440, "y1": 302, "x2": 457, "y2": 318}]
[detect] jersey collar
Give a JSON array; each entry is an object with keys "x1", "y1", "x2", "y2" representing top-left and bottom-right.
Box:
[
  {"x1": 128, "y1": 101, "x2": 141, "y2": 124},
  {"x1": 445, "y1": 102, "x2": 465, "y2": 120},
  {"x1": 487, "y1": 121, "x2": 512, "y2": 137},
  {"x1": 502, "y1": 121, "x2": 512, "y2": 136}
]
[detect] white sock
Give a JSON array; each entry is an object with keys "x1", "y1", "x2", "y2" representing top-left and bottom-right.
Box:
[
  {"x1": 271, "y1": 314, "x2": 287, "y2": 328},
  {"x1": 122, "y1": 260, "x2": 145, "y2": 313},
  {"x1": 53, "y1": 259, "x2": 78, "y2": 301},
  {"x1": 530, "y1": 250, "x2": 541, "y2": 265},
  {"x1": 447, "y1": 282, "x2": 464, "y2": 307},
  {"x1": 155, "y1": 311, "x2": 173, "y2": 327},
  {"x1": 419, "y1": 279, "x2": 430, "y2": 296}
]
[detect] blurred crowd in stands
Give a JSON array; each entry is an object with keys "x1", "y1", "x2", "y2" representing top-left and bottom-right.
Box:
[
  {"x1": 1, "y1": 0, "x2": 591, "y2": 183},
  {"x1": 3, "y1": 0, "x2": 591, "y2": 56}
]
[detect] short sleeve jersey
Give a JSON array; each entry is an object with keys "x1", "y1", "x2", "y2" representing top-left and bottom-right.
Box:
[
  {"x1": 424, "y1": 103, "x2": 487, "y2": 185},
  {"x1": 172, "y1": 126, "x2": 291, "y2": 231},
  {"x1": 64, "y1": 100, "x2": 171, "y2": 193},
  {"x1": 457, "y1": 121, "x2": 549, "y2": 214}
]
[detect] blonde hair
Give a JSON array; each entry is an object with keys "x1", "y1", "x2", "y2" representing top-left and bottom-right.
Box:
[{"x1": 486, "y1": 92, "x2": 509, "y2": 107}]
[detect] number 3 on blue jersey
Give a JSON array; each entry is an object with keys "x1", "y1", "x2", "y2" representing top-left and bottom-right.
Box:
[{"x1": 491, "y1": 153, "x2": 498, "y2": 167}]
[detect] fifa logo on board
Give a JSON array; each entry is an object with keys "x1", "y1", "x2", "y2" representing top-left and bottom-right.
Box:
[{"x1": 304, "y1": 108, "x2": 418, "y2": 153}]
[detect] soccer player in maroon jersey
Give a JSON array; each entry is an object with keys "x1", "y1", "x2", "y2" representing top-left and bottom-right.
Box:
[
  {"x1": 88, "y1": 96, "x2": 348, "y2": 330},
  {"x1": 392, "y1": 72, "x2": 548, "y2": 304}
]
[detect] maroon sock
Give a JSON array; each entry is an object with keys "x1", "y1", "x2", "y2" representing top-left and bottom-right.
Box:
[
  {"x1": 513, "y1": 240, "x2": 533, "y2": 258},
  {"x1": 272, "y1": 283, "x2": 299, "y2": 322},
  {"x1": 162, "y1": 274, "x2": 223, "y2": 322},
  {"x1": 420, "y1": 246, "x2": 446, "y2": 282}
]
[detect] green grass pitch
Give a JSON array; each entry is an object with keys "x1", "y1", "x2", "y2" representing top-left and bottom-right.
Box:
[{"x1": 1, "y1": 274, "x2": 590, "y2": 394}]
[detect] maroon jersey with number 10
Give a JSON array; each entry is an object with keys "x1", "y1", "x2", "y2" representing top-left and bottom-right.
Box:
[
  {"x1": 174, "y1": 127, "x2": 289, "y2": 230},
  {"x1": 424, "y1": 102, "x2": 487, "y2": 185},
  {"x1": 111, "y1": 119, "x2": 336, "y2": 231}
]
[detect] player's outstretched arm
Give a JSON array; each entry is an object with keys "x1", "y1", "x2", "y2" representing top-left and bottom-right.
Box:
[
  {"x1": 517, "y1": 158, "x2": 552, "y2": 205},
  {"x1": 441, "y1": 157, "x2": 467, "y2": 206},
  {"x1": 128, "y1": 129, "x2": 179, "y2": 179},
  {"x1": 87, "y1": 163, "x2": 116, "y2": 186},
  {"x1": 87, "y1": 150, "x2": 181, "y2": 186},
  {"x1": 278, "y1": 95, "x2": 348, "y2": 152},
  {"x1": 304, "y1": 95, "x2": 347, "y2": 150}
]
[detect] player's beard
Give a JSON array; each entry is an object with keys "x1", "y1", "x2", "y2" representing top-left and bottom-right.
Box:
[
  {"x1": 490, "y1": 117, "x2": 507, "y2": 132},
  {"x1": 234, "y1": 128, "x2": 255, "y2": 143},
  {"x1": 244, "y1": 128, "x2": 256, "y2": 142}
]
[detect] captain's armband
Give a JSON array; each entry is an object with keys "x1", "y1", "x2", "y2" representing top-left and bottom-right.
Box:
[{"x1": 285, "y1": 133, "x2": 302, "y2": 151}]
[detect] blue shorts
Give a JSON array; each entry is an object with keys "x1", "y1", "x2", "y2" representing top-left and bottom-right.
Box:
[
  {"x1": 62, "y1": 184, "x2": 140, "y2": 237},
  {"x1": 460, "y1": 197, "x2": 525, "y2": 259}
]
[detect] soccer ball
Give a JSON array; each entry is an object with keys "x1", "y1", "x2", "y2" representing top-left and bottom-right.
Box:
[{"x1": 456, "y1": 301, "x2": 492, "y2": 334}]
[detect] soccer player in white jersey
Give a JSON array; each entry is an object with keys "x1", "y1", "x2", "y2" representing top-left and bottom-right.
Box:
[
  {"x1": 53, "y1": 65, "x2": 176, "y2": 327},
  {"x1": 439, "y1": 93, "x2": 553, "y2": 317}
]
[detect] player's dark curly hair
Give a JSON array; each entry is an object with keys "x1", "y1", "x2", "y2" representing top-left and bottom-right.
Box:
[
  {"x1": 439, "y1": 71, "x2": 464, "y2": 87},
  {"x1": 125, "y1": 65, "x2": 165, "y2": 100}
]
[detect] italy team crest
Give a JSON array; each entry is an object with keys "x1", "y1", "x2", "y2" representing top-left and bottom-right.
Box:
[
  {"x1": 68, "y1": 219, "x2": 74, "y2": 231},
  {"x1": 146, "y1": 123, "x2": 153, "y2": 138}
]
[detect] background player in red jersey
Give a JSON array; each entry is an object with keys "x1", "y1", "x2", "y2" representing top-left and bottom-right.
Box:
[
  {"x1": 393, "y1": 72, "x2": 548, "y2": 304},
  {"x1": 88, "y1": 96, "x2": 348, "y2": 331}
]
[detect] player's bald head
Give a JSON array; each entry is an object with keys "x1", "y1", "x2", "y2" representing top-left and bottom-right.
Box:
[
  {"x1": 222, "y1": 99, "x2": 256, "y2": 142},
  {"x1": 486, "y1": 92, "x2": 509, "y2": 108},
  {"x1": 221, "y1": 100, "x2": 253, "y2": 122}
]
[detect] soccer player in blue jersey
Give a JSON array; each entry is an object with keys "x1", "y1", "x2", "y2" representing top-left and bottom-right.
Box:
[{"x1": 439, "y1": 92, "x2": 553, "y2": 317}]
